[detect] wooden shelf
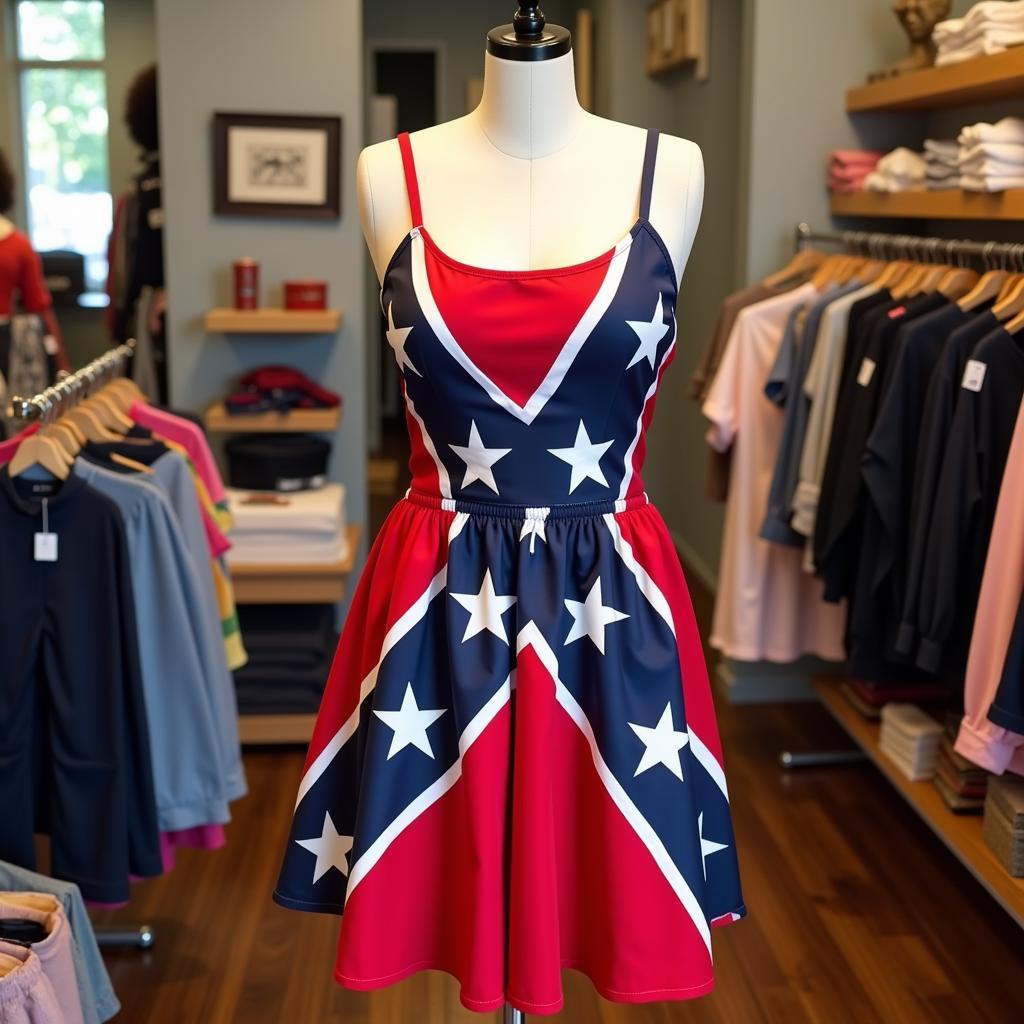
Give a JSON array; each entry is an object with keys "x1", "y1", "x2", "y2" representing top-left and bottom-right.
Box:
[
  {"x1": 204, "y1": 401, "x2": 340, "y2": 434},
  {"x1": 847, "y1": 48, "x2": 1024, "y2": 113},
  {"x1": 238, "y1": 713, "x2": 315, "y2": 745},
  {"x1": 204, "y1": 307, "x2": 341, "y2": 333},
  {"x1": 814, "y1": 678, "x2": 1024, "y2": 929},
  {"x1": 230, "y1": 524, "x2": 361, "y2": 604},
  {"x1": 830, "y1": 188, "x2": 1024, "y2": 221}
]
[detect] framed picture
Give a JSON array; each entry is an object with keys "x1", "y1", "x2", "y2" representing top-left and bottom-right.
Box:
[{"x1": 213, "y1": 112, "x2": 342, "y2": 219}]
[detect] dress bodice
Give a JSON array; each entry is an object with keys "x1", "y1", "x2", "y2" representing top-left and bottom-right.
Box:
[{"x1": 381, "y1": 129, "x2": 678, "y2": 508}]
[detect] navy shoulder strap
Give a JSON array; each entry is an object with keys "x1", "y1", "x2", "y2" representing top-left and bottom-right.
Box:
[{"x1": 639, "y1": 129, "x2": 660, "y2": 221}]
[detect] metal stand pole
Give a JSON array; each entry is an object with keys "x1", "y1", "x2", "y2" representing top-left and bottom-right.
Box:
[
  {"x1": 779, "y1": 749, "x2": 866, "y2": 769},
  {"x1": 95, "y1": 925, "x2": 155, "y2": 950},
  {"x1": 503, "y1": 1004, "x2": 525, "y2": 1024}
]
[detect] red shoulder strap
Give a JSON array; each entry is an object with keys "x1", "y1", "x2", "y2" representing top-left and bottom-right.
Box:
[{"x1": 397, "y1": 131, "x2": 423, "y2": 228}]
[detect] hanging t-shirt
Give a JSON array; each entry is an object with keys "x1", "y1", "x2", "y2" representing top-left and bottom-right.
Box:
[
  {"x1": 916, "y1": 326, "x2": 1024, "y2": 676},
  {"x1": 896, "y1": 309, "x2": 1000, "y2": 656},
  {"x1": 850, "y1": 301, "x2": 979, "y2": 679},
  {"x1": 763, "y1": 283, "x2": 883, "y2": 546},
  {"x1": 703, "y1": 283, "x2": 847, "y2": 662},
  {"x1": 814, "y1": 292, "x2": 949, "y2": 600}
]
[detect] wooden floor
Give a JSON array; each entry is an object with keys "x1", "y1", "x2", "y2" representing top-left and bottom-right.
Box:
[{"x1": 91, "y1": 487, "x2": 1024, "y2": 1022}]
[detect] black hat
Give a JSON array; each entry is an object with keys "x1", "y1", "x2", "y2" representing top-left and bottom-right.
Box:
[{"x1": 225, "y1": 433, "x2": 331, "y2": 492}]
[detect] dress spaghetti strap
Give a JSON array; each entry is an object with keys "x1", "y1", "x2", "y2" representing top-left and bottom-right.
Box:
[
  {"x1": 397, "y1": 131, "x2": 424, "y2": 229},
  {"x1": 639, "y1": 129, "x2": 660, "y2": 221}
]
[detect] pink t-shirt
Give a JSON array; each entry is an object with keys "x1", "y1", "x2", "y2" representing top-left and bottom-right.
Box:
[
  {"x1": 130, "y1": 400, "x2": 227, "y2": 505},
  {"x1": 955, "y1": 396, "x2": 1024, "y2": 776},
  {"x1": 703, "y1": 283, "x2": 847, "y2": 663}
]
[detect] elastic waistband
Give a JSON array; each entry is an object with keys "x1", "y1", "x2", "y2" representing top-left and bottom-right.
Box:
[{"x1": 405, "y1": 489, "x2": 650, "y2": 520}]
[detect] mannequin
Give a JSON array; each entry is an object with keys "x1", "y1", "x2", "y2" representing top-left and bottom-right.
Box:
[{"x1": 357, "y1": 15, "x2": 703, "y2": 289}]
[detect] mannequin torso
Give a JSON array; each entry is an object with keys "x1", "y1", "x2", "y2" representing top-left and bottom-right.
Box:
[{"x1": 358, "y1": 51, "x2": 703, "y2": 287}]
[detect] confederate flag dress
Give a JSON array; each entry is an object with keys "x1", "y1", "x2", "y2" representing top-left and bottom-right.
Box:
[{"x1": 274, "y1": 128, "x2": 745, "y2": 1015}]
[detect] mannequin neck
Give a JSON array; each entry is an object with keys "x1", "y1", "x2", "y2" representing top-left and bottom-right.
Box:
[{"x1": 474, "y1": 50, "x2": 585, "y2": 159}]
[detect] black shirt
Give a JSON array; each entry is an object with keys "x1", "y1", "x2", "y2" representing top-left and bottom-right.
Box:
[{"x1": 915, "y1": 327, "x2": 1024, "y2": 677}]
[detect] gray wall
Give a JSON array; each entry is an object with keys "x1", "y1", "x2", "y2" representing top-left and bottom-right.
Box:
[
  {"x1": 155, "y1": 0, "x2": 367, "y2": 551},
  {"x1": 363, "y1": 0, "x2": 576, "y2": 124}
]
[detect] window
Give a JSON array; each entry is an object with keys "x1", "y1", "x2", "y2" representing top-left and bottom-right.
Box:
[{"x1": 14, "y1": 1, "x2": 111, "y2": 291}]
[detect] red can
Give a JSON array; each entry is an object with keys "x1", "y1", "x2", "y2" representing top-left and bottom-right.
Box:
[
  {"x1": 284, "y1": 279, "x2": 328, "y2": 310},
  {"x1": 233, "y1": 258, "x2": 260, "y2": 310}
]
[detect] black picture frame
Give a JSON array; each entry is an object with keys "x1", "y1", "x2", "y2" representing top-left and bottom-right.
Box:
[{"x1": 213, "y1": 112, "x2": 342, "y2": 220}]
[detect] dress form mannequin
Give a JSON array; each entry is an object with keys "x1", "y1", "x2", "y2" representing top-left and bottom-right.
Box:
[{"x1": 357, "y1": 11, "x2": 703, "y2": 289}]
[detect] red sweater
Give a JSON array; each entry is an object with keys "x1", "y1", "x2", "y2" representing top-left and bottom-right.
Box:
[{"x1": 0, "y1": 230, "x2": 51, "y2": 316}]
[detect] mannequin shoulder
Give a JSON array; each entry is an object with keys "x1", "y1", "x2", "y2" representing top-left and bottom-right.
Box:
[{"x1": 649, "y1": 133, "x2": 704, "y2": 287}]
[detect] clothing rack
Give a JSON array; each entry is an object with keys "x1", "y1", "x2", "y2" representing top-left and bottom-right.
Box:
[
  {"x1": 6, "y1": 339, "x2": 154, "y2": 951},
  {"x1": 6, "y1": 339, "x2": 136, "y2": 426},
  {"x1": 793, "y1": 221, "x2": 1024, "y2": 269}
]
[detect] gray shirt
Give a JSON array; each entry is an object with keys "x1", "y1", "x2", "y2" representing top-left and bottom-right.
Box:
[{"x1": 75, "y1": 459, "x2": 235, "y2": 830}]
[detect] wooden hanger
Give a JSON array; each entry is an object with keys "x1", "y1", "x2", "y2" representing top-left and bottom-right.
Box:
[
  {"x1": 45, "y1": 421, "x2": 81, "y2": 461},
  {"x1": 110, "y1": 451, "x2": 155, "y2": 474},
  {"x1": 959, "y1": 270, "x2": 1010, "y2": 310},
  {"x1": 762, "y1": 247, "x2": 826, "y2": 289},
  {"x1": 873, "y1": 259, "x2": 912, "y2": 291},
  {"x1": 63, "y1": 403, "x2": 120, "y2": 443},
  {"x1": 8, "y1": 408, "x2": 72, "y2": 479},
  {"x1": 938, "y1": 267, "x2": 979, "y2": 301},
  {"x1": 810, "y1": 254, "x2": 851, "y2": 291},
  {"x1": 994, "y1": 276, "x2": 1024, "y2": 321}
]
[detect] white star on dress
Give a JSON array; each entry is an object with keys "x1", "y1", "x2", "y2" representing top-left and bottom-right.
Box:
[
  {"x1": 451, "y1": 569, "x2": 517, "y2": 643},
  {"x1": 295, "y1": 812, "x2": 353, "y2": 883},
  {"x1": 625, "y1": 294, "x2": 670, "y2": 369},
  {"x1": 628, "y1": 702, "x2": 690, "y2": 781},
  {"x1": 548, "y1": 420, "x2": 614, "y2": 494},
  {"x1": 449, "y1": 420, "x2": 512, "y2": 494},
  {"x1": 373, "y1": 682, "x2": 447, "y2": 760},
  {"x1": 698, "y1": 811, "x2": 729, "y2": 880},
  {"x1": 385, "y1": 301, "x2": 420, "y2": 376},
  {"x1": 563, "y1": 576, "x2": 629, "y2": 654}
]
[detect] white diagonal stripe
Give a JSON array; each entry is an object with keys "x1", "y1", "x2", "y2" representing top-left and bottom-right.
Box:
[
  {"x1": 618, "y1": 319, "x2": 676, "y2": 500},
  {"x1": 411, "y1": 229, "x2": 632, "y2": 424},
  {"x1": 516, "y1": 622, "x2": 711, "y2": 954},
  {"x1": 603, "y1": 512, "x2": 729, "y2": 802},
  {"x1": 346, "y1": 672, "x2": 512, "y2": 902},
  {"x1": 402, "y1": 382, "x2": 452, "y2": 499},
  {"x1": 294, "y1": 512, "x2": 468, "y2": 808}
]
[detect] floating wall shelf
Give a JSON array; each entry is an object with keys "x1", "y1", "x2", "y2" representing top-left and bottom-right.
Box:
[
  {"x1": 846, "y1": 48, "x2": 1024, "y2": 113},
  {"x1": 204, "y1": 307, "x2": 341, "y2": 333},
  {"x1": 830, "y1": 188, "x2": 1024, "y2": 221},
  {"x1": 204, "y1": 402, "x2": 340, "y2": 434}
]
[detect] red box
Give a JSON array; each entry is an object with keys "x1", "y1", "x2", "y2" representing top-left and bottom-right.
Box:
[{"x1": 284, "y1": 279, "x2": 328, "y2": 310}]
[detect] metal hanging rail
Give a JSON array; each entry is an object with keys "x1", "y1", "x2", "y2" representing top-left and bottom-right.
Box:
[
  {"x1": 794, "y1": 222, "x2": 1024, "y2": 268},
  {"x1": 6, "y1": 339, "x2": 136, "y2": 426}
]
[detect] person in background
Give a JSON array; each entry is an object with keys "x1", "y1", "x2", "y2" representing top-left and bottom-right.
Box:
[
  {"x1": 0, "y1": 146, "x2": 70, "y2": 393},
  {"x1": 108, "y1": 63, "x2": 167, "y2": 401}
]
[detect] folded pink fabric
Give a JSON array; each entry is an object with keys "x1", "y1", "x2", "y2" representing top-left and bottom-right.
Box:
[{"x1": 829, "y1": 149, "x2": 885, "y2": 168}]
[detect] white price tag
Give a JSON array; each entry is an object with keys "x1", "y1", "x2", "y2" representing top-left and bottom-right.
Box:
[
  {"x1": 857, "y1": 357, "x2": 876, "y2": 387},
  {"x1": 962, "y1": 359, "x2": 987, "y2": 393},
  {"x1": 34, "y1": 533, "x2": 58, "y2": 562}
]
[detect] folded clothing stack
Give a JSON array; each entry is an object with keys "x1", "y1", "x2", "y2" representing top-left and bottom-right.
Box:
[
  {"x1": 827, "y1": 150, "x2": 883, "y2": 192},
  {"x1": 934, "y1": 1, "x2": 1024, "y2": 66},
  {"x1": 924, "y1": 138, "x2": 960, "y2": 189},
  {"x1": 841, "y1": 678, "x2": 952, "y2": 720},
  {"x1": 864, "y1": 148, "x2": 926, "y2": 192},
  {"x1": 982, "y1": 774, "x2": 1024, "y2": 876},
  {"x1": 879, "y1": 703, "x2": 943, "y2": 781},
  {"x1": 225, "y1": 483, "x2": 348, "y2": 565},
  {"x1": 958, "y1": 118, "x2": 1024, "y2": 190},
  {"x1": 224, "y1": 364, "x2": 342, "y2": 416},
  {"x1": 933, "y1": 716, "x2": 989, "y2": 812},
  {"x1": 233, "y1": 604, "x2": 336, "y2": 715}
]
